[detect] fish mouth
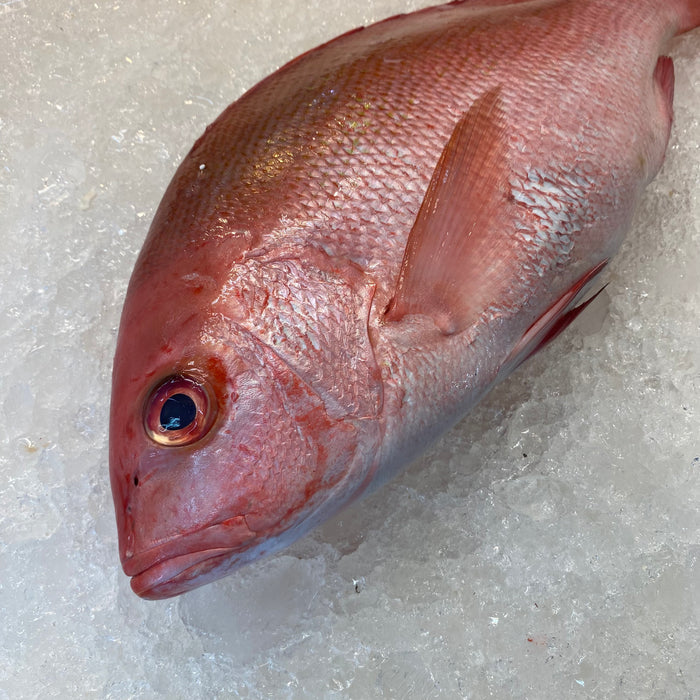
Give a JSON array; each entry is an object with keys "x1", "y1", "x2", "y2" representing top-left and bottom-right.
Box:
[
  {"x1": 130, "y1": 547, "x2": 242, "y2": 599},
  {"x1": 122, "y1": 515, "x2": 258, "y2": 599}
]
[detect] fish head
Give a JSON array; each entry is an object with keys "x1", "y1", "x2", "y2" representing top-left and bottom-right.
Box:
[{"x1": 109, "y1": 248, "x2": 366, "y2": 599}]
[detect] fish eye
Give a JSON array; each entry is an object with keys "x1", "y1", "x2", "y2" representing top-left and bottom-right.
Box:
[{"x1": 144, "y1": 375, "x2": 217, "y2": 446}]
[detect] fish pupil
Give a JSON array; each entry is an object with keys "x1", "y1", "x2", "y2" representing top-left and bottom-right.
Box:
[{"x1": 160, "y1": 393, "x2": 197, "y2": 431}]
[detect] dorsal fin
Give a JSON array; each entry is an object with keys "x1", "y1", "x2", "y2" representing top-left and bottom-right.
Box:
[{"x1": 385, "y1": 86, "x2": 513, "y2": 335}]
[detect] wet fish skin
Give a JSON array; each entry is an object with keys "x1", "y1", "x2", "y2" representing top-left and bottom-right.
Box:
[{"x1": 110, "y1": 0, "x2": 700, "y2": 598}]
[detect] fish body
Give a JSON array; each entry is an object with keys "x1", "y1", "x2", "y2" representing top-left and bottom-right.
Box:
[{"x1": 110, "y1": 0, "x2": 700, "y2": 599}]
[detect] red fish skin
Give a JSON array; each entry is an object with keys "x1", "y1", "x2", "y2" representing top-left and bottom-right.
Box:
[{"x1": 110, "y1": 0, "x2": 699, "y2": 598}]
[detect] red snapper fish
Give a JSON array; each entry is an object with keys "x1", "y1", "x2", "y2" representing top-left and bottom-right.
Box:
[{"x1": 110, "y1": 0, "x2": 700, "y2": 599}]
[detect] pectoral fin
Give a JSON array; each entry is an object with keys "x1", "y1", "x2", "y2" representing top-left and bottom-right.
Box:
[{"x1": 385, "y1": 87, "x2": 514, "y2": 335}]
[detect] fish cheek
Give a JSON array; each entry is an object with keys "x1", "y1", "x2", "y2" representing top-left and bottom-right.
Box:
[{"x1": 229, "y1": 370, "x2": 361, "y2": 535}]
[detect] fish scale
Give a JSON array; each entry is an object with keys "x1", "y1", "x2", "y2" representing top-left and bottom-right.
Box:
[{"x1": 214, "y1": 256, "x2": 382, "y2": 418}]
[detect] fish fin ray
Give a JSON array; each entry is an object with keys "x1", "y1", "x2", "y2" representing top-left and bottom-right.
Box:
[
  {"x1": 676, "y1": 1, "x2": 700, "y2": 34},
  {"x1": 500, "y1": 259, "x2": 609, "y2": 376},
  {"x1": 385, "y1": 86, "x2": 513, "y2": 335},
  {"x1": 654, "y1": 56, "x2": 675, "y2": 125}
]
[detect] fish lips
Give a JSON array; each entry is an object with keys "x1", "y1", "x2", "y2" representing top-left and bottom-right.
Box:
[
  {"x1": 129, "y1": 548, "x2": 242, "y2": 600},
  {"x1": 122, "y1": 515, "x2": 257, "y2": 599}
]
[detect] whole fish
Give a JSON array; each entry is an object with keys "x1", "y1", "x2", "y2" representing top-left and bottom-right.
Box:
[{"x1": 110, "y1": 0, "x2": 700, "y2": 599}]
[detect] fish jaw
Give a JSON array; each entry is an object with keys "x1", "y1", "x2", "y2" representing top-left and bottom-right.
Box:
[
  {"x1": 122, "y1": 508, "x2": 331, "y2": 600},
  {"x1": 124, "y1": 516, "x2": 256, "y2": 600},
  {"x1": 131, "y1": 549, "x2": 246, "y2": 600},
  {"x1": 123, "y1": 484, "x2": 365, "y2": 599}
]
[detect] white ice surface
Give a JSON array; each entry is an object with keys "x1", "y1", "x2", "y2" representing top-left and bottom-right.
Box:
[{"x1": 1, "y1": 1, "x2": 699, "y2": 697}]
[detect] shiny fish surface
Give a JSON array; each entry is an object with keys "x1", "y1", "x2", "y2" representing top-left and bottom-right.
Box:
[{"x1": 109, "y1": 0, "x2": 700, "y2": 599}]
